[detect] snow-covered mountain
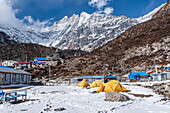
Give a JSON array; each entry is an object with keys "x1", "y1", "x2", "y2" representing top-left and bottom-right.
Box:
[
  {"x1": 0, "y1": 4, "x2": 164, "y2": 51},
  {"x1": 47, "y1": 12, "x2": 139, "y2": 51}
]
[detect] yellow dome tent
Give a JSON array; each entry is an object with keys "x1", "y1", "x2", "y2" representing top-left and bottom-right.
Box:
[
  {"x1": 78, "y1": 80, "x2": 90, "y2": 88},
  {"x1": 96, "y1": 80, "x2": 128, "y2": 93},
  {"x1": 90, "y1": 80, "x2": 104, "y2": 88}
]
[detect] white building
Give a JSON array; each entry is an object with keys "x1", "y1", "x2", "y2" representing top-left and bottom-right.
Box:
[{"x1": 2, "y1": 60, "x2": 18, "y2": 68}]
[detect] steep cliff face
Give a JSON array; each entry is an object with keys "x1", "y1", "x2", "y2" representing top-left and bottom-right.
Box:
[
  {"x1": 52, "y1": 2, "x2": 170, "y2": 77},
  {"x1": 0, "y1": 31, "x2": 18, "y2": 45}
]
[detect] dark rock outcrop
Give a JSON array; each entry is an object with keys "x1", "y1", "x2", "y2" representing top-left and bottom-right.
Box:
[
  {"x1": 0, "y1": 43, "x2": 56, "y2": 61},
  {"x1": 0, "y1": 31, "x2": 18, "y2": 45},
  {"x1": 0, "y1": 43, "x2": 88, "y2": 61}
]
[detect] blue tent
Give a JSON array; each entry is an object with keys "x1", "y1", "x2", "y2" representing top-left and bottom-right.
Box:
[{"x1": 128, "y1": 72, "x2": 150, "y2": 80}]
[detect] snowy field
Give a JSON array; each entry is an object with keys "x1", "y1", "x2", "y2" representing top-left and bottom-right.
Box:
[{"x1": 0, "y1": 83, "x2": 170, "y2": 113}]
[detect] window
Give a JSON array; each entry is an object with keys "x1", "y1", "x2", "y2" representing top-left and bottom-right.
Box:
[
  {"x1": 12, "y1": 74, "x2": 16, "y2": 82},
  {"x1": 28, "y1": 75, "x2": 31, "y2": 82},
  {"x1": 21, "y1": 74, "x2": 24, "y2": 82},
  {"x1": 17, "y1": 74, "x2": 20, "y2": 83},
  {"x1": 2, "y1": 73, "x2": 6, "y2": 82}
]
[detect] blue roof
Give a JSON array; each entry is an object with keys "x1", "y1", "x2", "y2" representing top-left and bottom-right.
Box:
[
  {"x1": 106, "y1": 76, "x2": 117, "y2": 79},
  {"x1": 83, "y1": 75, "x2": 105, "y2": 79},
  {"x1": 167, "y1": 67, "x2": 170, "y2": 69},
  {"x1": 33, "y1": 62, "x2": 45, "y2": 65},
  {"x1": 0, "y1": 67, "x2": 31, "y2": 75},
  {"x1": 0, "y1": 65, "x2": 14, "y2": 69},
  {"x1": 129, "y1": 72, "x2": 149, "y2": 76},
  {"x1": 29, "y1": 60, "x2": 34, "y2": 62},
  {"x1": 37, "y1": 58, "x2": 47, "y2": 60},
  {"x1": 128, "y1": 72, "x2": 149, "y2": 80}
]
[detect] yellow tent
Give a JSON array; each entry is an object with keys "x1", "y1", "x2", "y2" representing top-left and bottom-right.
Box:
[
  {"x1": 90, "y1": 80, "x2": 104, "y2": 88},
  {"x1": 96, "y1": 80, "x2": 128, "y2": 93},
  {"x1": 78, "y1": 80, "x2": 90, "y2": 87}
]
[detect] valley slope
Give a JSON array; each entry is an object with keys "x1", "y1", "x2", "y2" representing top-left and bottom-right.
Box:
[{"x1": 51, "y1": 3, "x2": 170, "y2": 77}]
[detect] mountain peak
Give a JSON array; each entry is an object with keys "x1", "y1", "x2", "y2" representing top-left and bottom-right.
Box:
[
  {"x1": 80, "y1": 12, "x2": 90, "y2": 16},
  {"x1": 59, "y1": 16, "x2": 69, "y2": 23},
  {"x1": 152, "y1": 2, "x2": 170, "y2": 19},
  {"x1": 136, "y1": 4, "x2": 165, "y2": 23}
]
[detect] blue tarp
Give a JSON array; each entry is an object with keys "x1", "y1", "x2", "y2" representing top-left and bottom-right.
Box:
[{"x1": 128, "y1": 72, "x2": 150, "y2": 80}]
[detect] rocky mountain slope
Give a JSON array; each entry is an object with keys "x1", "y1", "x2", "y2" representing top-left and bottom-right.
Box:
[
  {"x1": 51, "y1": 2, "x2": 170, "y2": 77},
  {"x1": 0, "y1": 43, "x2": 88, "y2": 61},
  {"x1": 0, "y1": 31, "x2": 18, "y2": 45},
  {"x1": 0, "y1": 4, "x2": 164, "y2": 51}
]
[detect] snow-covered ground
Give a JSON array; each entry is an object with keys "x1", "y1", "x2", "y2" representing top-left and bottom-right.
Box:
[{"x1": 0, "y1": 82, "x2": 170, "y2": 113}]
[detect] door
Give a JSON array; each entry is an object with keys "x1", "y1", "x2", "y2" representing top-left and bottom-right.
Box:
[
  {"x1": 24, "y1": 75, "x2": 27, "y2": 84},
  {"x1": 8, "y1": 74, "x2": 11, "y2": 84},
  {"x1": 17, "y1": 74, "x2": 20, "y2": 84}
]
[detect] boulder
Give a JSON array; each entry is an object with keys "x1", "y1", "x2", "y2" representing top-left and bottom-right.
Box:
[
  {"x1": 54, "y1": 108, "x2": 66, "y2": 111},
  {"x1": 166, "y1": 82, "x2": 170, "y2": 87},
  {"x1": 105, "y1": 92, "x2": 130, "y2": 102}
]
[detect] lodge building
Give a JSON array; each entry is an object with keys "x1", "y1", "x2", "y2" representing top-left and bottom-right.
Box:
[{"x1": 0, "y1": 66, "x2": 32, "y2": 85}]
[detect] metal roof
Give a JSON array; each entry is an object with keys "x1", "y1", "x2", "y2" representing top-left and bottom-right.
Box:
[
  {"x1": 129, "y1": 72, "x2": 149, "y2": 76},
  {"x1": 106, "y1": 76, "x2": 117, "y2": 78},
  {"x1": 83, "y1": 75, "x2": 105, "y2": 79},
  {"x1": 0, "y1": 67, "x2": 32, "y2": 75},
  {"x1": 33, "y1": 62, "x2": 45, "y2": 65},
  {"x1": 0, "y1": 65, "x2": 14, "y2": 69},
  {"x1": 20, "y1": 62, "x2": 31, "y2": 64}
]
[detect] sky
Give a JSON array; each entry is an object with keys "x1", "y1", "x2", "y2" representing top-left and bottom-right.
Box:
[{"x1": 0, "y1": 0, "x2": 167, "y2": 28}]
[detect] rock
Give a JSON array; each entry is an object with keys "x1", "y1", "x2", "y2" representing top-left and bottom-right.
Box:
[
  {"x1": 166, "y1": 82, "x2": 170, "y2": 87},
  {"x1": 153, "y1": 83, "x2": 161, "y2": 86},
  {"x1": 105, "y1": 92, "x2": 130, "y2": 102},
  {"x1": 21, "y1": 109, "x2": 27, "y2": 111},
  {"x1": 159, "y1": 89, "x2": 165, "y2": 95},
  {"x1": 54, "y1": 107, "x2": 66, "y2": 111}
]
